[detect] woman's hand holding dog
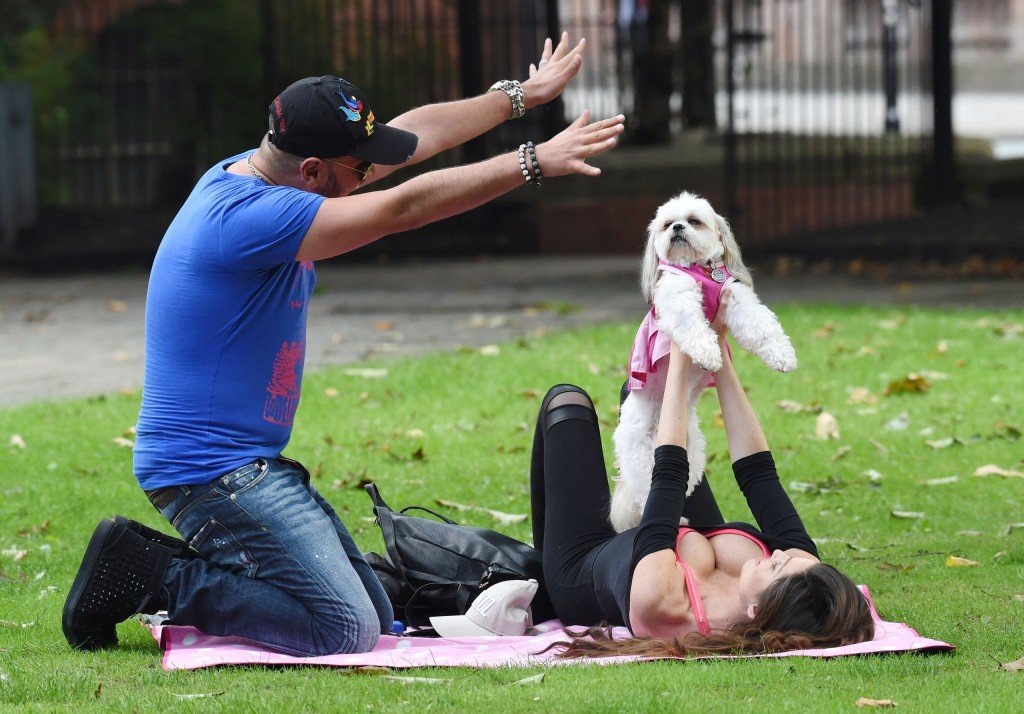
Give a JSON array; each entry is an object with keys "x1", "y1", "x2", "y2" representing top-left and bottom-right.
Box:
[{"x1": 536, "y1": 111, "x2": 625, "y2": 178}]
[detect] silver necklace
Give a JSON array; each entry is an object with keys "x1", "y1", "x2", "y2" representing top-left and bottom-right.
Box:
[{"x1": 247, "y1": 154, "x2": 275, "y2": 185}]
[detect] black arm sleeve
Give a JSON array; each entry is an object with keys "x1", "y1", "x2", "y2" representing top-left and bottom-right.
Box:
[
  {"x1": 733, "y1": 451, "x2": 819, "y2": 558},
  {"x1": 629, "y1": 445, "x2": 688, "y2": 574}
]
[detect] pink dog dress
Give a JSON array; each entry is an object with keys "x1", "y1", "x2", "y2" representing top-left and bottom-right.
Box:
[{"x1": 627, "y1": 260, "x2": 735, "y2": 391}]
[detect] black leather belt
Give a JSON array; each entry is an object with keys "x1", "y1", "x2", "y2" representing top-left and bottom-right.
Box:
[{"x1": 145, "y1": 486, "x2": 179, "y2": 511}]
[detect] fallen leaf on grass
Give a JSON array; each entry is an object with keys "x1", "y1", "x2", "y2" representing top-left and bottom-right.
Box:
[
  {"x1": 884, "y1": 374, "x2": 930, "y2": 396},
  {"x1": 998, "y1": 656, "x2": 1024, "y2": 672},
  {"x1": 37, "y1": 585, "x2": 57, "y2": 599},
  {"x1": 862, "y1": 469, "x2": 883, "y2": 482},
  {"x1": 946, "y1": 555, "x2": 979, "y2": 567},
  {"x1": 485, "y1": 509, "x2": 528, "y2": 526},
  {"x1": 869, "y1": 438, "x2": 889, "y2": 453},
  {"x1": 173, "y1": 692, "x2": 225, "y2": 700},
  {"x1": 876, "y1": 562, "x2": 916, "y2": 575},
  {"x1": 94, "y1": 683, "x2": 103, "y2": 699},
  {"x1": 435, "y1": 499, "x2": 527, "y2": 526},
  {"x1": 479, "y1": 345, "x2": 501, "y2": 356},
  {"x1": 382, "y1": 675, "x2": 451, "y2": 685},
  {"x1": 110, "y1": 437, "x2": 134, "y2": 449},
  {"x1": 992, "y1": 422, "x2": 1022, "y2": 439},
  {"x1": 9, "y1": 434, "x2": 26, "y2": 449},
  {"x1": 883, "y1": 412, "x2": 910, "y2": 431},
  {"x1": 18, "y1": 520, "x2": 50, "y2": 537},
  {"x1": 436, "y1": 499, "x2": 474, "y2": 513},
  {"x1": 856, "y1": 698, "x2": 898, "y2": 708},
  {"x1": 920, "y1": 476, "x2": 958, "y2": 486},
  {"x1": 344, "y1": 368, "x2": 388, "y2": 378},
  {"x1": 847, "y1": 388, "x2": 878, "y2": 405},
  {"x1": 519, "y1": 389, "x2": 540, "y2": 399},
  {"x1": 0, "y1": 619, "x2": 35, "y2": 628},
  {"x1": 891, "y1": 511, "x2": 925, "y2": 520},
  {"x1": 974, "y1": 464, "x2": 1024, "y2": 478},
  {"x1": 777, "y1": 400, "x2": 820, "y2": 414},
  {"x1": 1, "y1": 547, "x2": 28, "y2": 561},
  {"x1": 999, "y1": 523, "x2": 1024, "y2": 537},
  {"x1": 929, "y1": 436, "x2": 966, "y2": 448},
  {"x1": 877, "y1": 314, "x2": 907, "y2": 330},
  {"x1": 932, "y1": 340, "x2": 949, "y2": 356},
  {"x1": 956, "y1": 530, "x2": 983, "y2": 537},
  {"x1": 814, "y1": 412, "x2": 840, "y2": 440},
  {"x1": 405, "y1": 428, "x2": 425, "y2": 438},
  {"x1": 324, "y1": 387, "x2": 339, "y2": 398},
  {"x1": 832, "y1": 446, "x2": 851, "y2": 461},
  {"x1": 812, "y1": 321, "x2": 837, "y2": 338},
  {"x1": 512, "y1": 673, "x2": 545, "y2": 685}
]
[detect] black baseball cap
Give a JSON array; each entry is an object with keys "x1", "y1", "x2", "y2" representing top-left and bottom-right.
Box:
[{"x1": 267, "y1": 76, "x2": 418, "y2": 165}]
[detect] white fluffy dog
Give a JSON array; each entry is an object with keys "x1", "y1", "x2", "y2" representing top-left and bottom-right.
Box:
[{"x1": 609, "y1": 191, "x2": 797, "y2": 533}]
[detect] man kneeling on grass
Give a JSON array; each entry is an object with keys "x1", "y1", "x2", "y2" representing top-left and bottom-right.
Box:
[{"x1": 63, "y1": 35, "x2": 624, "y2": 656}]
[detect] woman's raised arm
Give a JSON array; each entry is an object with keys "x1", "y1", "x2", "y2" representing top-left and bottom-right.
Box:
[{"x1": 712, "y1": 301, "x2": 770, "y2": 463}]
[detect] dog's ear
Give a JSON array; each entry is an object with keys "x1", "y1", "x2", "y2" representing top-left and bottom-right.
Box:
[
  {"x1": 715, "y1": 212, "x2": 753, "y2": 287},
  {"x1": 640, "y1": 214, "x2": 661, "y2": 303}
]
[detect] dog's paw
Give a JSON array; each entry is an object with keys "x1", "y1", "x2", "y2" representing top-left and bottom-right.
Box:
[
  {"x1": 684, "y1": 340, "x2": 723, "y2": 372},
  {"x1": 763, "y1": 343, "x2": 798, "y2": 373}
]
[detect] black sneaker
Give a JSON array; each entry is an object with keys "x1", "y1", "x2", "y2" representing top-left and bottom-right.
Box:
[{"x1": 62, "y1": 516, "x2": 177, "y2": 650}]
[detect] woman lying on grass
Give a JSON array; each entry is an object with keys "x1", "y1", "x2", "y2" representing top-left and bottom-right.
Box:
[{"x1": 529, "y1": 321, "x2": 874, "y2": 657}]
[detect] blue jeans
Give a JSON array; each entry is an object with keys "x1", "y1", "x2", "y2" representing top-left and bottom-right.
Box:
[{"x1": 154, "y1": 457, "x2": 392, "y2": 657}]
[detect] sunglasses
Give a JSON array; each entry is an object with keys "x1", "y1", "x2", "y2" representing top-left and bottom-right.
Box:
[{"x1": 324, "y1": 158, "x2": 375, "y2": 182}]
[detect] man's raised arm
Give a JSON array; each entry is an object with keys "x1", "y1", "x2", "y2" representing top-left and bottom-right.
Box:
[
  {"x1": 295, "y1": 110, "x2": 624, "y2": 262},
  {"x1": 363, "y1": 33, "x2": 586, "y2": 185}
]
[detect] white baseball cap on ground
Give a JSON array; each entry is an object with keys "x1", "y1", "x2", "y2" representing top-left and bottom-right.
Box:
[{"x1": 430, "y1": 579, "x2": 539, "y2": 637}]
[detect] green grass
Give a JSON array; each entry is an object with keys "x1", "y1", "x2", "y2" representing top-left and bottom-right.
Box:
[{"x1": 2, "y1": 304, "x2": 1023, "y2": 712}]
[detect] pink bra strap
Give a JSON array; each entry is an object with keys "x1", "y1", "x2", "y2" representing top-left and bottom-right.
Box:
[
  {"x1": 675, "y1": 527, "x2": 712, "y2": 636},
  {"x1": 701, "y1": 527, "x2": 771, "y2": 557}
]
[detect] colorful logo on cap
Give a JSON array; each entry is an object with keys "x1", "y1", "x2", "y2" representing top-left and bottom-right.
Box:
[
  {"x1": 337, "y1": 91, "x2": 363, "y2": 122},
  {"x1": 365, "y1": 110, "x2": 375, "y2": 137}
]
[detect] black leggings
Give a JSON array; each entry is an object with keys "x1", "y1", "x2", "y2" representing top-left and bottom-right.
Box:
[{"x1": 529, "y1": 383, "x2": 726, "y2": 625}]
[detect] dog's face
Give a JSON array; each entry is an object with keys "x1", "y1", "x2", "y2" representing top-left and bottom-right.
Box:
[{"x1": 647, "y1": 192, "x2": 724, "y2": 266}]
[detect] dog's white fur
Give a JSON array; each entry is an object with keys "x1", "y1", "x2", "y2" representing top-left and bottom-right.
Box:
[{"x1": 609, "y1": 191, "x2": 797, "y2": 533}]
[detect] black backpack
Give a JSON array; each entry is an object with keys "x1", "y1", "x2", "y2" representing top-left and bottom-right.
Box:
[{"x1": 362, "y1": 483, "x2": 554, "y2": 628}]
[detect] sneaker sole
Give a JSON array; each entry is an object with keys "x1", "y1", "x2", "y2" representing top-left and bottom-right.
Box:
[{"x1": 62, "y1": 517, "x2": 119, "y2": 650}]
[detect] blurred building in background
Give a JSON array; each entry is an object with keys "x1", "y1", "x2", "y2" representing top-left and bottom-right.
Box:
[{"x1": 0, "y1": 0, "x2": 1020, "y2": 267}]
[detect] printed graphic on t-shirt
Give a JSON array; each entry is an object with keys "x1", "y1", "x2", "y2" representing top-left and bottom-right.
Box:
[
  {"x1": 263, "y1": 340, "x2": 304, "y2": 426},
  {"x1": 290, "y1": 261, "x2": 313, "y2": 310}
]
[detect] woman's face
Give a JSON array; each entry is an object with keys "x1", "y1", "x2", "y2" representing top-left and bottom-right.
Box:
[{"x1": 737, "y1": 550, "x2": 816, "y2": 611}]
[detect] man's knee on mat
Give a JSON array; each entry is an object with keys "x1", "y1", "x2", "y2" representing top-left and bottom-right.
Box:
[{"x1": 308, "y1": 598, "x2": 382, "y2": 656}]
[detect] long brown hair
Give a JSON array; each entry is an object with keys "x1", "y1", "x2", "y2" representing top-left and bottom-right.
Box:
[{"x1": 546, "y1": 564, "x2": 874, "y2": 659}]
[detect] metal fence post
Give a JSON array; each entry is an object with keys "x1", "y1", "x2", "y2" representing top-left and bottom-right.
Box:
[
  {"x1": 930, "y1": 0, "x2": 956, "y2": 204},
  {"x1": 0, "y1": 83, "x2": 36, "y2": 253},
  {"x1": 723, "y1": 0, "x2": 738, "y2": 223},
  {"x1": 458, "y1": 0, "x2": 485, "y2": 162}
]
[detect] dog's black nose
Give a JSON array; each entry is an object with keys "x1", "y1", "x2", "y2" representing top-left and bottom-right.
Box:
[{"x1": 671, "y1": 223, "x2": 683, "y2": 231}]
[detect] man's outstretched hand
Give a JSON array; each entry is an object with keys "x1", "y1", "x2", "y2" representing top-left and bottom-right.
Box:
[
  {"x1": 521, "y1": 32, "x2": 585, "y2": 109},
  {"x1": 536, "y1": 110, "x2": 625, "y2": 178}
]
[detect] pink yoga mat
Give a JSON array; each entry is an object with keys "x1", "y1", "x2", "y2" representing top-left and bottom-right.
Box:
[{"x1": 149, "y1": 586, "x2": 953, "y2": 671}]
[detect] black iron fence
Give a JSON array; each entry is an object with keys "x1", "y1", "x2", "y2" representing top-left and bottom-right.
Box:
[{"x1": 0, "y1": 0, "x2": 968, "y2": 255}]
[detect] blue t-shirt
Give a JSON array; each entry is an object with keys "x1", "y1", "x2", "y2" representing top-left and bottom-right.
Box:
[{"x1": 133, "y1": 151, "x2": 326, "y2": 490}]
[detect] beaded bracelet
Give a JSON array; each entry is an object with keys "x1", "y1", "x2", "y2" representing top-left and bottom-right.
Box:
[
  {"x1": 518, "y1": 142, "x2": 543, "y2": 187},
  {"x1": 526, "y1": 141, "x2": 542, "y2": 186}
]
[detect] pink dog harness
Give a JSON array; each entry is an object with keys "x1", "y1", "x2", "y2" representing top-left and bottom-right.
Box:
[{"x1": 627, "y1": 261, "x2": 736, "y2": 391}]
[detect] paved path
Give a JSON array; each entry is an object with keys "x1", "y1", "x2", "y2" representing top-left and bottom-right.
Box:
[{"x1": 1, "y1": 257, "x2": 1021, "y2": 407}]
